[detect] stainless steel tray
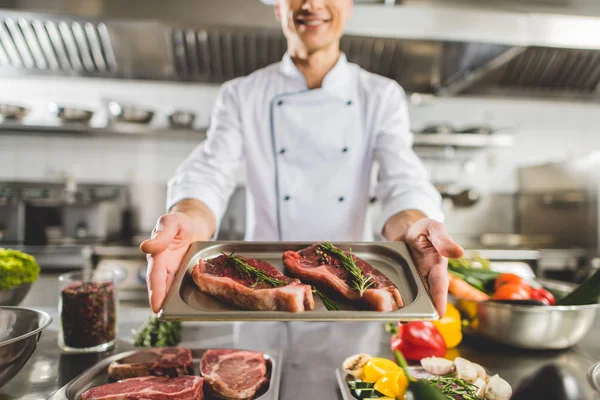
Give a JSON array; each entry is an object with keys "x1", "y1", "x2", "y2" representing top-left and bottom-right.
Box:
[
  {"x1": 48, "y1": 348, "x2": 282, "y2": 400},
  {"x1": 159, "y1": 241, "x2": 438, "y2": 321},
  {"x1": 336, "y1": 367, "x2": 432, "y2": 400}
]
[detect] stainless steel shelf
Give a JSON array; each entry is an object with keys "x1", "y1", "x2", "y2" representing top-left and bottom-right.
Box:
[
  {"x1": 413, "y1": 133, "x2": 515, "y2": 148},
  {"x1": 0, "y1": 122, "x2": 207, "y2": 140}
]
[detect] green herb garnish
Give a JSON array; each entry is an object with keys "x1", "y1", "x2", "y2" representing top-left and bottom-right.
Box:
[
  {"x1": 425, "y1": 376, "x2": 482, "y2": 400},
  {"x1": 318, "y1": 242, "x2": 374, "y2": 296},
  {"x1": 312, "y1": 286, "x2": 339, "y2": 311},
  {"x1": 134, "y1": 315, "x2": 182, "y2": 347},
  {"x1": 223, "y1": 251, "x2": 287, "y2": 288}
]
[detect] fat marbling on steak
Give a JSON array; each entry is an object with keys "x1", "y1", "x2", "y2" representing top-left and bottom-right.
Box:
[
  {"x1": 192, "y1": 254, "x2": 314, "y2": 312},
  {"x1": 107, "y1": 347, "x2": 194, "y2": 380},
  {"x1": 200, "y1": 349, "x2": 267, "y2": 400},
  {"x1": 283, "y1": 244, "x2": 403, "y2": 311},
  {"x1": 80, "y1": 376, "x2": 204, "y2": 400}
]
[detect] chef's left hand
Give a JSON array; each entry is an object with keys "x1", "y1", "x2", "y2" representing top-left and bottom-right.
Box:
[{"x1": 401, "y1": 218, "x2": 464, "y2": 316}]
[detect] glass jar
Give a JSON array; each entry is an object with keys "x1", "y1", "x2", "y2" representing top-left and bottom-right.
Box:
[{"x1": 58, "y1": 270, "x2": 118, "y2": 353}]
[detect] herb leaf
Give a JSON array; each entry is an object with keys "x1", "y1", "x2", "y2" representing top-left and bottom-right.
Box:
[
  {"x1": 424, "y1": 376, "x2": 482, "y2": 400},
  {"x1": 223, "y1": 252, "x2": 287, "y2": 288},
  {"x1": 312, "y1": 286, "x2": 339, "y2": 311},
  {"x1": 134, "y1": 316, "x2": 182, "y2": 348},
  {"x1": 318, "y1": 242, "x2": 374, "y2": 296}
]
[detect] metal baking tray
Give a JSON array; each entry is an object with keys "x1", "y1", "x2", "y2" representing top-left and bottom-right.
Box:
[
  {"x1": 48, "y1": 347, "x2": 282, "y2": 400},
  {"x1": 159, "y1": 241, "x2": 438, "y2": 321}
]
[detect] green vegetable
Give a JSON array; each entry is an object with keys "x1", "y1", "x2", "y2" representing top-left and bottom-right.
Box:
[
  {"x1": 0, "y1": 248, "x2": 40, "y2": 290},
  {"x1": 312, "y1": 286, "x2": 339, "y2": 311},
  {"x1": 319, "y1": 242, "x2": 374, "y2": 296},
  {"x1": 448, "y1": 254, "x2": 491, "y2": 270},
  {"x1": 425, "y1": 376, "x2": 482, "y2": 400},
  {"x1": 133, "y1": 315, "x2": 182, "y2": 347},
  {"x1": 393, "y1": 350, "x2": 448, "y2": 400},
  {"x1": 448, "y1": 265, "x2": 500, "y2": 283},
  {"x1": 223, "y1": 252, "x2": 287, "y2": 288},
  {"x1": 556, "y1": 268, "x2": 600, "y2": 306},
  {"x1": 348, "y1": 381, "x2": 376, "y2": 389}
]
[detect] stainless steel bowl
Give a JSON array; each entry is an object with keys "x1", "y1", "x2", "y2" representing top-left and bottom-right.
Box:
[
  {"x1": 168, "y1": 110, "x2": 196, "y2": 129},
  {"x1": 0, "y1": 104, "x2": 29, "y2": 121},
  {"x1": 49, "y1": 103, "x2": 94, "y2": 124},
  {"x1": 0, "y1": 284, "x2": 32, "y2": 306},
  {"x1": 453, "y1": 279, "x2": 600, "y2": 350},
  {"x1": 108, "y1": 101, "x2": 154, "y2": 124},
  {"x1": 589, "y1": 362, "x2": 600, "y2": 396},
  {"x1": 0, "y1": 307, "x2": 52, "y2": 387}
]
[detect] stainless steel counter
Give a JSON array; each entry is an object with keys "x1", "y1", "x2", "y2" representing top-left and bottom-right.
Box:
[{"x1": 2, "y1": 273, "x2": 599, "y2": 399}]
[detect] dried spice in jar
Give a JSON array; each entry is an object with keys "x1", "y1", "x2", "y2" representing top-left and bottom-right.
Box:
[{"x1": 60, "y1": 281, "x2": 116, "y2": 349}]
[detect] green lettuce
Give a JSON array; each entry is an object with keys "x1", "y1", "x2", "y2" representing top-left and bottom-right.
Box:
[{"x1": 0, "y1": 248, "x2": 41, "y2": 291}]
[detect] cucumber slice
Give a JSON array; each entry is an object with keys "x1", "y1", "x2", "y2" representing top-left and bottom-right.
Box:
[{"x1": 348, "y1": 381, "x2": 376, "y2": 389}]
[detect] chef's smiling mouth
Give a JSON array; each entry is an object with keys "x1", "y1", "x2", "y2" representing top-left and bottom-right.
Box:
[{"x1": 295, "y1": 16, "x2": 332, "y2": 26}]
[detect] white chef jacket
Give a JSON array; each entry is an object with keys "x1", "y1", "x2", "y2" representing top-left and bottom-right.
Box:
[{"x1": 167, "y1": 53, "x2": 443, "y2": 241}]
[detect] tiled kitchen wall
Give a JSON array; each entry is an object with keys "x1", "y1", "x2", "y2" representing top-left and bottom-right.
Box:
[{"x1": 2, "y1": 75, "x2": 600, "y2": 237}]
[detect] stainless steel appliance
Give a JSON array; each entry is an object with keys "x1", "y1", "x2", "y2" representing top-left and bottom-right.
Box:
[{"x1": 0, "y1": 181, "x2": 128, "y2": 246}]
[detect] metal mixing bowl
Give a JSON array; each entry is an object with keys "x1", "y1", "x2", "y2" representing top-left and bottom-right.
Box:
[
  {"x1": 49, "y1": 103, "x2": 94, "y2": 124},
  {"x1": 0, "y1": 307, "x2": 52, "y2": 387},
  {"x1": 589, "y1": 362, "x2": 600, "y2": 396},
  {"x1": 453, "y1": 279, "x2": 600, "y2": 350},
  {"x1": 108, "y1": 101, "x2": 154, "y2": 124},
  {"x1": 0, "y1": 284, "x2": 32, "y2": 306}
]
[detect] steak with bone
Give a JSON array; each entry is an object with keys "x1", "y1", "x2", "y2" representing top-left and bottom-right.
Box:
[
  {"x1": 192, "y1": 254, "x2": 314, "y2": 312},
  {"x1": 283, "y1": 243, "x2": 403, "y2": 311},
  {"x1": 200, "y1": 349, "x2": 268, "y2": 400},
  {"x1": 107, "y1": 347, "x2": 194, "y2": 380}
]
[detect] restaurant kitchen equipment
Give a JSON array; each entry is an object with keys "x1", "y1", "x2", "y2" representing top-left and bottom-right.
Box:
[
  {"x1": 0, "y1": 181, "x2": 128, "y2": 246},
  {"x1": 0, "y1": 0, "x2": 600, "y2": 104}
]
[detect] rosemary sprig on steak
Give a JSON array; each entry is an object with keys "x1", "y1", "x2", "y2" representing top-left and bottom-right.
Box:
[
  {"x1": 318, "y1": 242, "x2": 374, "y2": 296},
  {"x1": 312, "y1": 286, "x2": 339, "y2": 311},
  {"x1": 222, "y1": 252, "x2": 287, "y2": 288}
]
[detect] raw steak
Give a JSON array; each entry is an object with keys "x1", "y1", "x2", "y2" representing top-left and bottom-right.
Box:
[
  {"x1": 283, "y1": 244, "x2": 404, "y2": 311},
  {"x1": 80, "y1": 376, "x2": 204, "y2": 400},
  {"x1": 108, "y1": 348, "x2": 194, "y2": 380},
  {"x1": 200, "y1": 349, "x2": 267, "y2": 400},
  {"x1": 192, "y1": 254, "x2": 314, "y2": 312}
]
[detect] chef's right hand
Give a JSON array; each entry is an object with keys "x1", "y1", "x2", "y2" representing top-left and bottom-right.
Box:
[{"x1": 140, "y1": 212, "x2": 198, "y2": 313}]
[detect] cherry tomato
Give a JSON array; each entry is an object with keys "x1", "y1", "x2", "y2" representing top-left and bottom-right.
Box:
[
  {"x1": 492, "y1": 283, "x2": 531, "y2": 301},
  {"x1": 494, "y1": 273, "x2": 524, "y2": 291},
  {"x1": 530, "y1": 287, "x2": 556, "y2": 305}
]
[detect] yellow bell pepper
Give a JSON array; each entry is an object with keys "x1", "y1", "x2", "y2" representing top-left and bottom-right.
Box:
[
  {"x1": 432, "y1": 303, "x2": 463, "y2": 348},
  {"x1": 374, "y1": 369, "x2": 408, "y2": 399},
  {"x1": 362, "y1": 357, "x2": 401, "y2": 382}
]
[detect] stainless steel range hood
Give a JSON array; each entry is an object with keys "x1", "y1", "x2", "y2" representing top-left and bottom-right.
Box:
[{"x1": 1, "y1": 0, "x2": 600, "y2": 102}]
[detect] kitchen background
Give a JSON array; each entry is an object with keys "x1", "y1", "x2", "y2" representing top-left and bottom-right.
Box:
[{"x1": 1, "y1": 0, "x2": 600, "y2": 287}]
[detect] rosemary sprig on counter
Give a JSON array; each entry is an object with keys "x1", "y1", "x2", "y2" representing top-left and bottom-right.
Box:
[
  {"x1": 425, "y1": 376, "x2": 482, "y2": 400},
  {"x1": 318, "y1": 242, "x2": 374, "y2": 296},
  {"x1": 223, "y1": 251, "x2": 287, "y2": 288},
  {"x1": 312, "y1": 286, "x2": 339, "y2": 311},
  {"x1": 133, "y1": 315, "x2": 182, "y2": 348}
]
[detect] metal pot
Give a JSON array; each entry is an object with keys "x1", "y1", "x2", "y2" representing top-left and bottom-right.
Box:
[
  {"x1": 0, "y1": 284, "x2": 32, "y2": 307},
  {"x1": 589, "y1": 362, "x2": 600, "y2": 396},
  {"x1": 108, "y1": 102, "x2": 154, "y2": 124},
  {"x1": 453, "y1": 279, "x2": 600, "y2": 350},
  {"x1": 0, "y1": 307, "x2": 52, "y2": 387},
  {"x1": 168, "y1": 110, "x2": 196, "y2": 129},
  {"x1": 49, "y1": 103, "x2": 94, "y2": 124},
  {"x1": 0, "y1": 104, "x2": 29, "y2": 121}
]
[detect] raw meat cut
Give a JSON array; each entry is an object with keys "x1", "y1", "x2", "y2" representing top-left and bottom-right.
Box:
[
  {"x1": 283, "y1": 244, "x2": 403, "y2": 311},
  {"x1": 80, "y1": 376, "x2": 204, "y2": 400},
  {"x1": 192, "y1": 254, "x2": 314, "y2": 312},
  {"x1": 200, "y1": 349, "x2": 267, "y2": 400},
  {"x1": 108, "y1": 347, "x2": 194, "y2": 380}
]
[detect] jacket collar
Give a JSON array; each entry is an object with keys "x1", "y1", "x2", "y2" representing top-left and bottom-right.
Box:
[{"x1": 279, "y1": 52, "x2": 353, "y2": 99}]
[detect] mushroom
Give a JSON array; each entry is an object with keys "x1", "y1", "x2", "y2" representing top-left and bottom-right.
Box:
[
  {"x1": 420, "y1": 357, "x2": 454, "y2": 376},
  {"x1": 485, "y1": 374, "x2": 512, "y2": 400},
  {"x1": 474, "y1": 377, "x2": 487, "y2": 397},
  {"x1": 342, "y1": 353, "x2": 372, "y2": 379},
  {"x1": 473, "y1": 363, "x2": 487, "y2": 380},
  {"x1": 454, "y1": 357, "x2": 479, "y2": 383}
]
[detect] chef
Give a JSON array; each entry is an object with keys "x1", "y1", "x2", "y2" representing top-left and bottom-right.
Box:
[{"x1": 141, "y1": 0, "x2": 463, "y2": 378}]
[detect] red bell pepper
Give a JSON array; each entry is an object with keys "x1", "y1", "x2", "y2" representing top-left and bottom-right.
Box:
[
  {"x1": 530, "y1": 287, "x2": 555, "y2": 305},
  {"x1": 389, "y1": 321, "x2": 447, "y2": 361}
]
